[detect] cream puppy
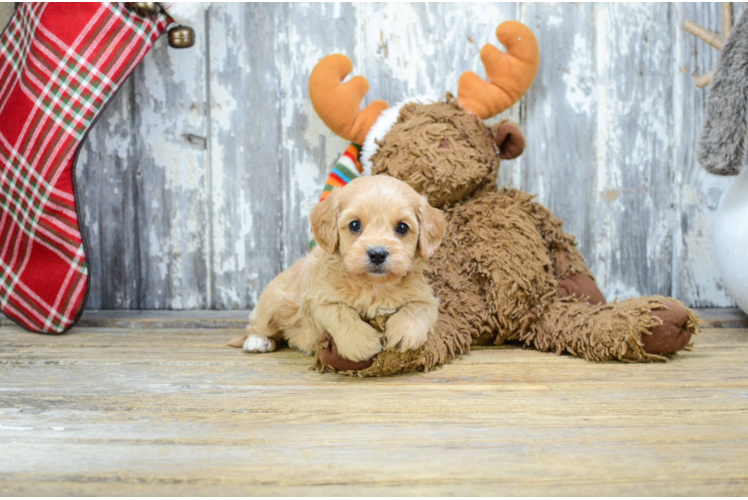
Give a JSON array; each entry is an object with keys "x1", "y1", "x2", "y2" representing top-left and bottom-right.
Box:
[{"x1": 243, "y1": 175, "x2": 446, "y2": 362}]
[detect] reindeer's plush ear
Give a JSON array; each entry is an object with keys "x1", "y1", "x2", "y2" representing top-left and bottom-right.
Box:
[
  {"x1": 310, "y1": 190, "x2": 340, "y2": 254},
  {"x1": 417, "y1": 197, "x2": 446, "y2": 259},
  {"x1": 492, "y1": 120, "x2": 526, "y2": 160}
]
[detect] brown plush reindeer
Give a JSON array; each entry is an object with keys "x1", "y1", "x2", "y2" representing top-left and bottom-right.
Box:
[{"x1": 305, "y1": 21, "x2": 701, "y2": 375}]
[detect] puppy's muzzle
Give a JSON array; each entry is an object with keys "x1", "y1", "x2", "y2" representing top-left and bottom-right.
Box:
[{"x1": 367, "y1": 246, "x2": 389, "y2": 273}]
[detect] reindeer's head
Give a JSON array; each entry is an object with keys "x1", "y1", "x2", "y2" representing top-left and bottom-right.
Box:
[{"x1": 309, "y1": 21, "x2": 539, "y2": 208}]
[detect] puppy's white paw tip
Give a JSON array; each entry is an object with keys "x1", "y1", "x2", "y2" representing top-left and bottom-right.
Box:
[{"x1": 243, "y1": 335, "x2": 276, "y2": 353}]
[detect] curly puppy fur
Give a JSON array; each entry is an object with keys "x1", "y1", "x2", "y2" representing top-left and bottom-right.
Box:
[
  {"x1": 315, "y1": 96, "x2": 700, "y2": 376},
  {"x1": 240, "y1": 175, "x2": 445, "y2": 362},
  {"x1": 697, "y1": 9, "x2": 748, "y2": 176}
]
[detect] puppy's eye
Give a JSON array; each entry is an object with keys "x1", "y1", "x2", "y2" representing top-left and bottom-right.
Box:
[
  {"x1": 395, "y1": 222, "x2": 409, "y2": 235},
  {"x1": 349, "y1": 220, "x2": 361, "y2": 233}
]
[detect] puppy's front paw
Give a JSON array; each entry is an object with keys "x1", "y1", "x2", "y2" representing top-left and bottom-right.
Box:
[
  {"x1": 332, "y1": 324, "x2": 383, "y2": 362},
  {"x1": 385, "y1": 313, "x2": 429, "y2": 352},
  {"x1": 243, "y1": 334, "x2": 277, "y2": 353}
]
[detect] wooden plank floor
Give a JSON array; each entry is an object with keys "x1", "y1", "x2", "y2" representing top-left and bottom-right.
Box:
[{"x1": 1, "y1": 311, "x2": 747, "y2": 496}]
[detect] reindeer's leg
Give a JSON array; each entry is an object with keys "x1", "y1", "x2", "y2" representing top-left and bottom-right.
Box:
[
  {"x1": 500, "y1": 189, "x2": 605, "y2": 304},
  {"x1": 525, "y1": 296, "x2": 700, "y2": 361},
  {"x1": 438, "y1": 190, "x2": 560, "y2": 346}
]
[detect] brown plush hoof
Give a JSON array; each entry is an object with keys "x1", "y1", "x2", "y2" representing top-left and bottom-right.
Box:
[
  {"x1": 319, "y1": 332, "x2": 375, "y2": 371},
  {"x1": 643, "y1": 301, "x2": 692, "y2": 355},
  {"x1": 557, "y1": 273, "x2": 606, "y2": 305}
]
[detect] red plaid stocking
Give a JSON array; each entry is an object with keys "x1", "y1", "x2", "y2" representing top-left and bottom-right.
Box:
[{"x1": 0, "y1": 3, "x2": 170, "y2": 333}]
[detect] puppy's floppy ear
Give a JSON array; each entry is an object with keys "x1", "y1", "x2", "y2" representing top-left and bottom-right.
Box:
[
  {"x1": 311, "y1": 189, "x2": 340, "y2": 254},
  {"x1": 416, "y1": 196, "x2": 446, "y2": 259}
]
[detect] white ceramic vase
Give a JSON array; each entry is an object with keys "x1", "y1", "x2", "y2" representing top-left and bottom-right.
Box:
[{"x1": 713, "y1": 166, "x2": 748, "y2": 313}]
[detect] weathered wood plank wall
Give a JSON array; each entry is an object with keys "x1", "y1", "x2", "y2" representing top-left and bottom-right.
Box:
[{"x1": 69, "y1": 2, "x2": 744, "y2": 310}]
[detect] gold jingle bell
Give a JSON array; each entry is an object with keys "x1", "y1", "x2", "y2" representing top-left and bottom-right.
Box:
[
  {"x1": 168, "y1": 26, "x2": 195, "y2": 49},
  {"x1": 133, "y1": 2, "x2": 160, "y2": 16}
]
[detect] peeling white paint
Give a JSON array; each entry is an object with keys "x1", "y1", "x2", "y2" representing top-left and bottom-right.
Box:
[
  {"x1": 149, "y1": 227, "x2": 168, "y2": 281},
  {"x1": 563, "y1": 33, "x2": 593, "y2": 116},
  {"x1": 153, "y1": 136, "x2": 204, "y2": 192},
  {"x1": 605, "y1": 281, "x2": 643, "y2": 303},
  {"x1": 592, "y1": 3, "x2": 615, "y2": 290},
  {"x1": 293, "y1": 158, "x2": 322, "y2": 227}
]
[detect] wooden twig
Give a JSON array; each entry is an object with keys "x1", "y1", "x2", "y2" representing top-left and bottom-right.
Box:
[
  {"x1": 685, "y1": 4, "x2": 733, "y2": 88},
  {"x1": 695, "y1": 71, "x2": 713, "y2": 89},
  {"x1": 722, "y1": 2, "x2": 733, "y2": 37},
  {"x1": 685, "y1": 20, "x2": 725, "y2": 50}
]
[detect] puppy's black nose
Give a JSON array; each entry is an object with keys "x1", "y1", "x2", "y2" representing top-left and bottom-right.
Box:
[{"x1": 368, "y1": 247, "x2": 389, "y2": 265}]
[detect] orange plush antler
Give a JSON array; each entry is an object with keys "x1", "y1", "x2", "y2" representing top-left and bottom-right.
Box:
[
  {"x1": 458, "y1": 21, "x2": 540, "y2": 119},
  {"x1": 309, "y1": 54, "x2": 389, "y2": 145}
]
